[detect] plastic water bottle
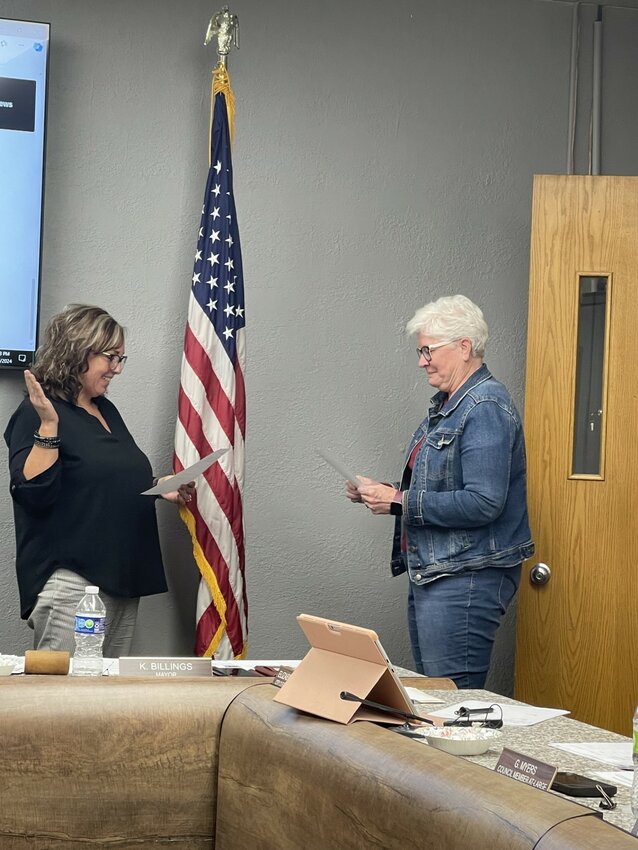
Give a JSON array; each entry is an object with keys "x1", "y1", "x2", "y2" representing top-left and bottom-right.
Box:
[
  {"x1": 72, "y1": 586, "x2": 106, "y2": 676},
  {"x1": 631, "y1": 705, "x2": 638, "y2": 817}
]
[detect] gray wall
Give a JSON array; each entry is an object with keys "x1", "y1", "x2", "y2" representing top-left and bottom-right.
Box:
[{"x1": 1, "y1": 0, "x2": 637, "y2": 693}]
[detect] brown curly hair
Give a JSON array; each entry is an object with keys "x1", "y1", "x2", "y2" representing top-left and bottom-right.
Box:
[{"x1": 31, "y1": 304, "x2": 125, "y2": 401}]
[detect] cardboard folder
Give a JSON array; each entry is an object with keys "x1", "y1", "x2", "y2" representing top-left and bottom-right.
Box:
[{"x1": 274, "y1": 614, "x2": 417, "y2": 724}]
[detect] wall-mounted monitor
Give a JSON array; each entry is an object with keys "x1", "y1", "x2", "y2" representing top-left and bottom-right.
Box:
[{"x1": 0, "y1": 17, "x2": 49, "y2": 369}]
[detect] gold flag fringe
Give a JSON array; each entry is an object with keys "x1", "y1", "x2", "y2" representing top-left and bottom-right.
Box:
[{"x1": 209, "y1": 62, "x2": 235, "y2": 166}]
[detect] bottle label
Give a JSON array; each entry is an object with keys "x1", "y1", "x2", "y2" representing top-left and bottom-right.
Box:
[
  {"x1": 634, "y1": 729, "x2": 638, "y2": 754},
  {"x1": 74, "y1": 615, "x2": 105, "y2": 635}
]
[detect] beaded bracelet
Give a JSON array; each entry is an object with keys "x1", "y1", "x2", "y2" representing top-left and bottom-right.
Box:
[{"x1": 34, "y1": 431, "x2": 60, "y2": 449}]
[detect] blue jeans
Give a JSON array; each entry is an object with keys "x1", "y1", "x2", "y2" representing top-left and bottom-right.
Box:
[{"x1": 407, "y1": 564, "x2": 521, "y2": 689}]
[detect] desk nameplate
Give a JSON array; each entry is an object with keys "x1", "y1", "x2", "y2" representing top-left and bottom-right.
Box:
[
  {"x1": 272, "y1": 666, "x2": 295, "y2": 688},
  {"x1": 495, "y1": 747, "x2": 557, "y2": 792},
  {"x1": 119, "y1": 657, "x2": 211, "y2": 677}
]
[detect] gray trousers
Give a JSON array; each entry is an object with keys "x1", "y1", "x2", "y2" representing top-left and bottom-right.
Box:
[{"x1": 28, "y1": 568, "x2": 139, "y2": 658}]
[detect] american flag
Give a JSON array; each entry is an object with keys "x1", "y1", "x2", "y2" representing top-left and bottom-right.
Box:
[{"x1": 174, "y1": 74, "x2": 247, "y2": 658}]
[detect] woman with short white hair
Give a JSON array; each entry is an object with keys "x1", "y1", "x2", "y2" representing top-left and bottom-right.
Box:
[{"x1": 347, "y1": 294, "x2": 534, "y2": 688}]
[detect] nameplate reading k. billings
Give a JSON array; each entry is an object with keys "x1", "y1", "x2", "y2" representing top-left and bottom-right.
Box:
[{"x1": 119, "y1": 657, "x2": 212, "y2": 678}]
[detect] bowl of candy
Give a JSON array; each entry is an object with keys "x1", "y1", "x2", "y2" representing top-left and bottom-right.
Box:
[
  {"x1": 0, "y1": 654, "x2": 20, "y2": 676},
  {"x1": 423, "y1": 725, "x2": 502, "y2": 756}
]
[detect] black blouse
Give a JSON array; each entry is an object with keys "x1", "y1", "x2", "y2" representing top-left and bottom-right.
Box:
[{"x1": 4, "y1": 395, "x2": 167, "y2": 618}]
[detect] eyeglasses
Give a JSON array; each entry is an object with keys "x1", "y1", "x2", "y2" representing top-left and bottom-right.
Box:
[
  {"x1": 99, "y1": 352, "x2": 128, "y2": 369},
  {"x1": 415, "y1": 339, "x2": 458, "y2": 363},
  {"x1": 444, "y1": 703, "x2": 504, "y2": 729}
]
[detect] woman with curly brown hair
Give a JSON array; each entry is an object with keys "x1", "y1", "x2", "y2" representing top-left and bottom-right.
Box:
[{"x1": 4, "y1": 304, "x2": 194, "y2": 657}]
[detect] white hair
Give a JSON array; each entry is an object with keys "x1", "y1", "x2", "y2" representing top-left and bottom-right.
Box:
[{"x1": 406, "y1": 294, "x2": 489, "y2": 357}]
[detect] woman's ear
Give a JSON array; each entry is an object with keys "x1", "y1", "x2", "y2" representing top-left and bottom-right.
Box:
[{"x1": 459, "y1": 337, "x2": 473, "y2": 360}]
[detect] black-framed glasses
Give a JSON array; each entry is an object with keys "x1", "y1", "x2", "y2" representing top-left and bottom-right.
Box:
[
  {"x1": 415, "y1": 339, "x2": 459, "y2": 363},
  {"x1": 99, "y1": 352, "x2": 128, "y2": 369}
]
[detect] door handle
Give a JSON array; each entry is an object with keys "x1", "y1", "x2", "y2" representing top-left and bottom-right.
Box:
[{"x1": 529, "y1": 562, "x2": 551, "y2": 586}]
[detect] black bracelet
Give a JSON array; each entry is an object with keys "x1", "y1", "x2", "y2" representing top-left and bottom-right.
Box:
[{"x1": 34, "y1": 431, "x2": 60, "y2": 449}]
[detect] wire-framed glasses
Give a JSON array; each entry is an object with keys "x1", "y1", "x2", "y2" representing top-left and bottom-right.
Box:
[{"x1": 415, "y1": 339, "x2": 459, "y2": 363}]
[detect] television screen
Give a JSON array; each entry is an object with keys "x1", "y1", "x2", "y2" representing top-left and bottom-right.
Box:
[{"x1": 0, "y1": 18, "x2": 49, "y2": 369}]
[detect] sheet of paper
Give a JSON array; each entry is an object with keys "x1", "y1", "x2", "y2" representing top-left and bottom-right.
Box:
[
  {"x1": 404, "y1": 686, "x2": 446, "y2": 705},
  {"x1": 142, "y1": 448, "x2": 229, "y2": 495},
  {"x1": 549, "y1": 741, "x2": 634, "y2": 770},
  {"x1": 0, "y1": 654, "x2": 23, "y2": 674},
  {"x1": 592, "y1": 770, "x2": 633, "y2": 788},
  {"x1": 428, "y1": 699, "x2": 570, "y2": 727},
  {"x1": 316, "y1": 449, "x2": 360, "y2": 486},
  {"x1": 211, "y1": 659, "x2": 301, "y2": 670}
]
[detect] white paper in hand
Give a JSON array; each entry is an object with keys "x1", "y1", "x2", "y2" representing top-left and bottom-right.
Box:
[
  {"x1": 316, "y1": 449, "x2": 360, "y2": 487},
  {"x1": 142, "y1": 448, "x2": 229, "y2": 495}
]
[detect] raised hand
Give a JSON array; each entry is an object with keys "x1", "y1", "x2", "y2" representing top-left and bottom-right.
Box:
[{"x1": 24, "y1": 370, "x2": 58, "y2": 430}]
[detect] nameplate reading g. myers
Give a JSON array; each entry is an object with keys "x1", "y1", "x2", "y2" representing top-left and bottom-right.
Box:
[
  {"x1": 119, "y1": 657, "x2": 212, "y2": 678},
  {"x1": 494, "y1": 747, "x2": 557, "y2": 791}
]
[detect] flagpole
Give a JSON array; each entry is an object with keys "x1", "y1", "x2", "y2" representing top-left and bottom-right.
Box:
[{"x1": 174, "y1": 4, "x2": 247, "y2": 659}]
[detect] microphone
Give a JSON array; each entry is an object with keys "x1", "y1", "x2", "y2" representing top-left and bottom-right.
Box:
[{"x1": 339, "y1": 691, "x2": 434, "y2": 725}]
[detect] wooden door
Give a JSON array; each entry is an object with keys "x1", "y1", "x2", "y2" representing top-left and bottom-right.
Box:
[{"x1": 515, "y1": 175, "x2": 638, "y2": 736}]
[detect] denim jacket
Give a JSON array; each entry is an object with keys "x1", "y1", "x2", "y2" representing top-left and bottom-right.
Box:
[{"x1": 391, "y1": 364, "x2": 534, "y2": 584}]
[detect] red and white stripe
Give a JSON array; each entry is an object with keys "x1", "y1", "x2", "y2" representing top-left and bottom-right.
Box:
[{"x1": 174, "y1": 303, "x2": 247, "y2": 658}]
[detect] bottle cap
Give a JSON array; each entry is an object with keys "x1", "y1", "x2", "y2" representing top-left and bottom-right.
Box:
[{"x1": 85, "y1": 585, "x2": 100, "y2": 594}]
